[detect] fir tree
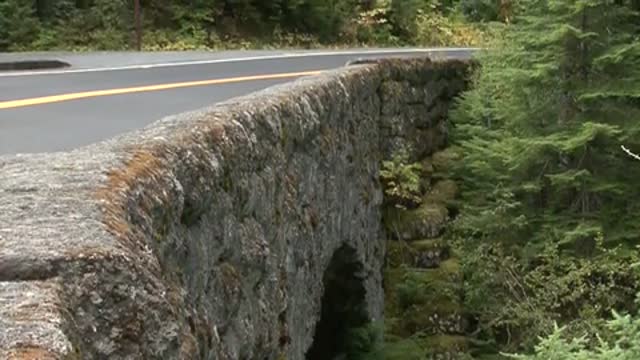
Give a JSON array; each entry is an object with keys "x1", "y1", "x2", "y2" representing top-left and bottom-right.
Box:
[
  {"x1": 452, "y1": 0, "x2": 640, "y2": 351},
  {"x1": 0, "y1": 1, "x2": 40, "y2": 51}
]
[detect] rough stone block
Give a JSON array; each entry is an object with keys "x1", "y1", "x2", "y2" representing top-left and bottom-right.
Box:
[{"x1": 0, "y1": 280, "x2": 73, "y2": 359}]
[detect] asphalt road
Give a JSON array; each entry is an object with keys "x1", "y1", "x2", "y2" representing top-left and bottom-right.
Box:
[{"x1": 0, "y1": 48, "x2": 473, "y2": 154}]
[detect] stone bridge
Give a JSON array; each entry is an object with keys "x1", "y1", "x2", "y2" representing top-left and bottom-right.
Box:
[{"x1": 0, "y1": 58, "x2": 471, "y2": 359}]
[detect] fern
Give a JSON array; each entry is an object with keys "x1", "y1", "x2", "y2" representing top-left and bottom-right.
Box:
[{"x1": 380, "y1": 150, "x2": 425, "y2": 209}]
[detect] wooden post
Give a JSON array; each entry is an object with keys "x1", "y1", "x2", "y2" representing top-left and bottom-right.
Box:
[{"x1": 134, "y1": 0, "x2": 142, "y2": 51}]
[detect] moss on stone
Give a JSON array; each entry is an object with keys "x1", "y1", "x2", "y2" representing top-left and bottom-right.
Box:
[
  {"x1": 404, "y1": 300, "x2": 462, "y2": 319},
  {"x1": 383, "y1": 176, "x2": 456, "y2": 241},
  {"x1": 381, "y1": 337, "x2": 425, "y2": 360},
  {"x1": 427, "y1": 179, "x2": 459, "y2": 204},
  {"x1": 381, "y1": 138, "x2": 470, "y2": 357},
  {"x1": 391, "y1": 266, "x2": 465, "y2": 333},
  {"x1": 397, "y1": 291, "x2": 466, "y2": 334},
  {"x1": 410, "y1": 238, "x2": 447, "y2": 251},
  {"x1": 421, "y1": 157, "x2": 435, "y2": 177},
  {"x1": 404, "y1": 261, "x2": 462, "y2": 291},
  {"x1": 438, "y1": 258, "x2": 462, "y2": 277},
  {"x1": 473, "y1": 354, "x2": 509, "y2": 360},
  {"x1": 384, "y1": 201, "x2": 448, "y2": 240},
  {"x1": 419, "y1": 334, "x2": 469, "y2": 354},
  {"x1": 384, "y1": 267, "x2": 406, "y2": 319},
  {"x1": 386, "y1": 265, "x2": 459, "y2": 318},
  {"x1": 387, "y1": 238, "x2": 450, "y2": 269},
  {"x1": 420, "y1": 157, "x2": 435, "y2": 191},
  {"x1": 386, "y1": 240, "x2": 415, "y2": 268},
  {"x1": 382, "y1": 334, "x2": 469, "y2": 358},
  {"x1": 431, "y1": 147, "x2": 462, "y2": 176},
  {"x1": 386, "y1": 317, "x2": 413, "y2": 338},
  {"x1": 384, "y1": 316, "x2": 404, "y2": 337}
]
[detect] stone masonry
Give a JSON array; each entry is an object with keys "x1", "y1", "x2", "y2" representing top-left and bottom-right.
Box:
[{"x1": 0, "y1": 58, "x2": 471, "y2": 359}]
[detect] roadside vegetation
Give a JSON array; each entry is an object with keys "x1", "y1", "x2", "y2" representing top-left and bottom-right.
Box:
[
  {"x1": 0, "y1": 0, "x2": 512, "y2": 51},
  {"x1": 451, "y1": 0, "x2": 640, "y2": 357},
  {"x1": 356, "y1": 0, "x2": 640, "y2": 358}
]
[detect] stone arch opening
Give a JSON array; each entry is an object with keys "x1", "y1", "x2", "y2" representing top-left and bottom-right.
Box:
[{"x1": 306, "y1": 245, "x2": 369, "y2": 360}]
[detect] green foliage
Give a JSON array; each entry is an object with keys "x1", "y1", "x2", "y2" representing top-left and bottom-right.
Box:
[
  {"x1": 459, "y1": 0, "x2": 522, "y2": 23},
  {"x1": 414, "y1": 10, "x2": 487, "y2": 46},
  {"x1": 343, "y1": 322, "x2": 385, "y2": 360},
  {"x1": 0, "y1": 0, "x2": 40, "y2": 51},
  {"x1": 380, "y1": 337, "x2": 426, "y2": 360},
  {"x1": 507, "y1": 297, "x2": 640, "y2": 359},
  {"x1": 458, "y1": 237, "x2": 640, "y2": 351},
  {"x1": 1, "y1": 0, "x2": 490, "y2": 50},
  {"x1": 451, "y1": 0, "x2": 640, "y2": 353},
  {"x1": 351, "y1": 4, "x2": 400, "y2": 45},
  {"x1": 14, "y1": 0, "x2": 131, "y2": 50},
  {"x1": 459, "y1": 0, "x2": 501, "y2": 22},
  {"x1": 396, "y1": 270, "x2": 435, "y2": 310},
  {"x1": 388, "y1": 0, "x2": 424, "y2": 36},
  {"x1": 381, "y1": 150, "x2": 425, "y2": 209},
  {"x1": 355, "y1": 0, "x2": 488, "y2": 46}
]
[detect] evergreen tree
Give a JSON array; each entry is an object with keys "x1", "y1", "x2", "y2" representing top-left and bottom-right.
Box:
[
  {"x1": 452, "y1": 0, "x2": 640, "y2": 350},
  {"x1": 0, "y1": 0, "x2": 40, "y2": 51}
]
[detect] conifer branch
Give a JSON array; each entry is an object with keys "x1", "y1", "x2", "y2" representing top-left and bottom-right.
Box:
[{"x1": 622, "y1": 145, "x2": 640, "y2": 161}]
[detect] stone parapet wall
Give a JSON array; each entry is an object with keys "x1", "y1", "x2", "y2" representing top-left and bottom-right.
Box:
[{"x1": 0, "y1": 57, "x2": 471, "y2": 359}]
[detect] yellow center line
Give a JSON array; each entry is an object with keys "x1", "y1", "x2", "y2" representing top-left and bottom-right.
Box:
[{"x1": 0, "y1": 70, "x2": 325, "y2": 110}]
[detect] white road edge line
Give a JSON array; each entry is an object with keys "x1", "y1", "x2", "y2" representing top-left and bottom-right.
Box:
[{"x1": 0, "y1": 48, "x2": 476, "y2": 77}]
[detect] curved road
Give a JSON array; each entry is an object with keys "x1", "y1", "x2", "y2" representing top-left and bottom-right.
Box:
[{"x1": 0, "y1": 48, "x2": 473, "y2": 154}]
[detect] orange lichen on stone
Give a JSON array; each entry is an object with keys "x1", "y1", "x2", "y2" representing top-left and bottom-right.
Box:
[
  {"x1": 208, "y1": 122, "x2": 228, "y2": 144},
  {"x1": 95, "y1": 149, "x2": 164, "y2": 248},
  {"x1": 6, "y1": 347, "x2": 60, "y2": 360}
]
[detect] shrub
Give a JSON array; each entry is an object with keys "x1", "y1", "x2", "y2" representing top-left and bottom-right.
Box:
[
  {"x1": 414, "y1": 11, "x2": 486, "y2": 46},
  {"x1": 381, "y1": 150, "x2": 424, "y2": 209},
  {"x1": 0, "y1": 1, "x2": 40, "y2": 51},
  {"x1": 507, "y1": 297, "x2": 640, "y2": 359},
  {"x1": 459, "y1": 0, "x2": 501, "y2": 22}
]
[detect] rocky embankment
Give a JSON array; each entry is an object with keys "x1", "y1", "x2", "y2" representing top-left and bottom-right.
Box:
[{"x1": 381, "y1": 147, "x2": 470, "y2": 360}]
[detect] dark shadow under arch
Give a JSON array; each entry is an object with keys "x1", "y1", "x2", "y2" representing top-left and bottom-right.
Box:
[{"x1": 306, "y1": 245, "x2": 369, "y2": 360}]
